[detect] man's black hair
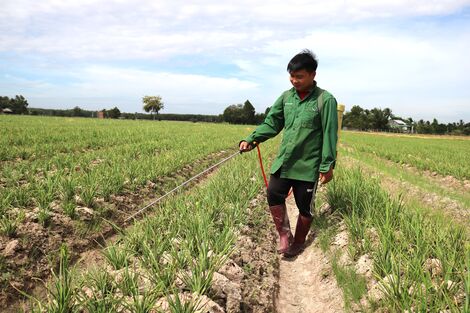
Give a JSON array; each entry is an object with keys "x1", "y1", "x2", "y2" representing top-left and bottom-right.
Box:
[{"x1": 287, "y1": 49, "x2": 318, "y2": 73}]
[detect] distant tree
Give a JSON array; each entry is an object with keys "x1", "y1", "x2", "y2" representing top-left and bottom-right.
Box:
[
  {"x1": 143, "y1": 95, "x2": 164, "y2": 120},
  {"x1": 425, "y1": 120, "x2": 431, "y2": 133},
  {"x1": 451, "y1": 119, "x2": 468, "y2": 135},
  {"x1": 343, "y1": 105, "x2": 393, "y2": 131},
  {"x1": 7, "y1": 95, "x2": 29, "y2": 114},
  {"x1": 431, "y1": 118, "x2": 439, "y2": 132},
  {"x1": 242, "y1": 100, "x2": 256, "y2": 124},
  {"x1": 223, "y1": 102, "x2": 265, "y2": 125},
  {"x1": 447, "y1": 122, "x2": 456, "y2": 133},
  {"x1": 409, "y1": 118, "x2": 450, "y2": 135},
  {"x1": 72, "y1": 106, "x2": 85, "y2": 117},
  {"x1": 383, "y1": 107, "x2": 392, "y2": 120},
  {"x1": 223, "y1": 104, "x2": 244, "y2": 124},
  {"x1": 429, "y1": 118, "x2": 447, "y2": 134},
  {"x1": 0, "y1": 96, "x2": 10, "y2": 110},
  {"x1": 108, "y1": 107, "x2": 121, "y2": 119},
  {"x1": 368, "y1": 108, "x2": 389, "y2": 130},
  {"x1": 343, "y1": 105, "x2": 366, "y2": 130},
  {"x1": 14, "y1": 95, "x2": 28, "y2": 114},
  {"x1": 464, "y1": 123, "x2": 470, "y2": 135}
]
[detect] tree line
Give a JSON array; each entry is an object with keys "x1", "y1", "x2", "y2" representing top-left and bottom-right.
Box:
[
  {"x1": 414, "y1": 119, "x2": 470, "y2": 135},
  {"x1": 1, "y1": 95, "x2": 265, "y2": 124},
  {"x1": 27, "y1": 106, "x2": 122, "y2": 118},
  {"x1": 343, "y1": 105, "x2": 470, "y2": 135},
  {"x1": 2, "y1": 95, "x2": 468, "y2": 135},
  {"x1": 222, "y1": 100, "x2": 268, "y2": 125},
  {"x1": 343, "y1": 105, "x2": 393, "y2": 130},
  {"x1": 15, "y1": 105, "x2": 222, "y2": 122}
]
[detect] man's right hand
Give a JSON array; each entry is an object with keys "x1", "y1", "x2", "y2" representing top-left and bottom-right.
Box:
[{"x1": 239, "y1": 141, "x2": 254, "y2": 152}]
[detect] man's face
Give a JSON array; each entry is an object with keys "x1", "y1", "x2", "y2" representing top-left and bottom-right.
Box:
[{"x1": 289, "y1": 69, "x2": 316, "y2": 92}]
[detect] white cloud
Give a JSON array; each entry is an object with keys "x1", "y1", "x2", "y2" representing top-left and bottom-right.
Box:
[
  {"x1": 1, "y1": 0, "x2": 469, "y2": 121},
  {"x1": 2, "y1": 0, "x2": 470, "y2": 60},
  {"x1": 4, "y1": 0, "x2": 470, "y2": 20},
  {"x1": 17, "y1": 66, "x2": 259, "y2": 113},
  {"x1": 247, "y1": 27, "x2": 470, "y2": 121}
]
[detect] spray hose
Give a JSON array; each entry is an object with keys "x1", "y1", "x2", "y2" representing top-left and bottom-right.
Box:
[
  {"x1": 253, "y1": 142, "x2": 292, "y2": 198},
  {"x1": 124, "y1": 149, "x2": 241, "y2": 222},
  {"x1": 125, "y1": 141, "x2": 292, "y2": 222},
  {"x1": 255, "y1": 143, "x2": 269, "y2": 188}
]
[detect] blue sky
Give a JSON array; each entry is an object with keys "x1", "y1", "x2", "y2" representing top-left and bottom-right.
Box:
[{"x1": 1, "y1": 0, "x2": 469, "y2": 122}]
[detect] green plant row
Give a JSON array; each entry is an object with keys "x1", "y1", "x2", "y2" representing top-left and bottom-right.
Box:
[
  {"x1": 341, "y1": 147, "x2": 470, "y2": 210},
  {"x1": 325, "y1": 166, "x2": 469, "y2": 312},
  {"x1": 341, "y1": 132, "x2": 470, "y2": 180},
  {"x1": 26, "y1": 136, "x2": 280, "y2": 312},
  {"x1": 0, "y1": 116, "x2": 255, "y2": 232}
]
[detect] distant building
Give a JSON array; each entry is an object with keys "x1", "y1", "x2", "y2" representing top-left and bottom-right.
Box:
[
  {"x1": 1, "y1": 108, "x2": 13, "y2": 114},
  {"x1": 97, "y1": 111, "x2": 105, "y2": 119},
  {"x1": 388, "y1": 119, "x2": 410, "y2": 132}
]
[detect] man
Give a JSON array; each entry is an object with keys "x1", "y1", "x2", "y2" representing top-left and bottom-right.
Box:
[{"x1": 239, "y1": 49, "x2": 338, "y2": 257}]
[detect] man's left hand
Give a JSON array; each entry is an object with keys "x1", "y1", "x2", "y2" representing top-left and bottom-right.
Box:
[{"x1": 319, "y1": 168, "x2": 333, "y2": 184}]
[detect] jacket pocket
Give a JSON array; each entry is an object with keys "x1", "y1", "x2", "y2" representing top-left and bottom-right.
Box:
[{"x1": 301, "y1": 103, "x2": 320, "y2": 129}]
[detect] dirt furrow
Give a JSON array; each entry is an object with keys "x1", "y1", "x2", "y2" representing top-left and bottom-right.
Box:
[
  {"x1": 276, "y1": 196, "x2": 344, "y2": 313},
  {"x1": 1, "y1": 149, "x2": 236, "y2": 311}
]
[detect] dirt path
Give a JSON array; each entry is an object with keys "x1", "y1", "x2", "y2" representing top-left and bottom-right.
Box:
[{"x1": 276, "y1": 196, "x2": 344, "y2": 313}]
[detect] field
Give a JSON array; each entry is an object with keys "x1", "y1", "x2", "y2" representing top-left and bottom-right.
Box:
[
  {"x1": 342, "y1": 131, "x2": 470, "y2": 180},
  {"x1": 1, "y1": 115, "x2": 280, "y2": 311},
  {"x1": 321, "y1": 130, "x2": 469, "y2": 311},
  {"x1": 340, "y1": 131, "x2": 470, "y2": 226},
  {"x1": 0, "y1": 116, "x2": 469, "y2": 312}
]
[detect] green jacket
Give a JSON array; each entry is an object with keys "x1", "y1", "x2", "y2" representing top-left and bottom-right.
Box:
[{"x1": 245, "y1": 83, "x2": 338, "y2": 182}]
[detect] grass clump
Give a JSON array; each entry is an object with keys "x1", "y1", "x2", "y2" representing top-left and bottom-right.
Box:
[
  {"x1": 325, "y1": 167, "x2": 469, "y2": 311},
  {"x1": 24, "y1": 244, "x2": 78, "y2": 313},
  {"x1": 102, "y1": 244, "x2": 130, "y2": 270},
  {"x1": 0, "y1": 215, "x2": 18, "y2": 237},
  {"x1": 331, "y1": 252, "x2": 368, "y2": 310}
]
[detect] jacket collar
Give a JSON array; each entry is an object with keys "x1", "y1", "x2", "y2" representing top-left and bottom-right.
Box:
[{"x1": 291, "y1": 81, "x2": 318, "y2": 100}]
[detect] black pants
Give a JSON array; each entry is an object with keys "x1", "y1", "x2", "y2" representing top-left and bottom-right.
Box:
[{"x1": 267, "y1": 170, "x2": 318, "y2": 218}]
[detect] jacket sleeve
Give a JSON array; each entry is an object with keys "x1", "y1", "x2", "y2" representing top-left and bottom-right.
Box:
[
  {"x1": 245, "y1": 93, "x2": 285, "y2": 144},
  {"x1": 319, "y1": 96, "x2": 338, "y2": 172}
]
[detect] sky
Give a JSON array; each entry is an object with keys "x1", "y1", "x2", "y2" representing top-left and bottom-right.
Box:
[{"x1": 1, "y1": 0, "x2": 470, "y2": 123}]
